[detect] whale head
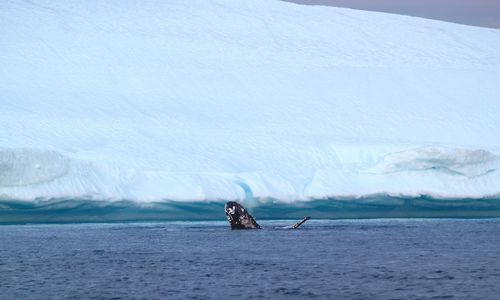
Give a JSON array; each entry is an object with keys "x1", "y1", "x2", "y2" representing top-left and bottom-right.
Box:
[{"x1": 224, "y1": 201, "x2": 261, "y2": 229}]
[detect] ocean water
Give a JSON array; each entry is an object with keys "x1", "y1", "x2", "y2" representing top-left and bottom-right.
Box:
[{"x1": 1, "y1": 219, "x2": 499, "y2": 299}]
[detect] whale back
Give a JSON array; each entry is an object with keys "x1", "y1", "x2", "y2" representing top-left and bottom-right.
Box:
[{"x1": 224, "y1": 201, "x2": 261, "y2": 229}]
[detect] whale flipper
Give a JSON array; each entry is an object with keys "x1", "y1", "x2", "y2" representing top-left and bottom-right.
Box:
[
  {"x1": 291, "y1": 216, "x2": 311, "y2": 229},
  {"x1": 224, "y1": 201, "x2": 261, "y2": 229},
  {"x1": 277, "y1": 216, "x2": 311, "y2": 229}
]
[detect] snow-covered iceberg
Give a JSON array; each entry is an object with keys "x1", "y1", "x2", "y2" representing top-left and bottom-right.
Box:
[{"x1": 1, "y1": 0, "x2": 499, "y2": 214}]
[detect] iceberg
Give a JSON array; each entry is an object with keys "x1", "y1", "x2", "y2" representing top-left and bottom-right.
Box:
[{"x1": 1, "y1": 0, "x2": 499, "y2": 220}]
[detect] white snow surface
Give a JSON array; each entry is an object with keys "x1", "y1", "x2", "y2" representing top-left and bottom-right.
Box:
[{"x1": 1, "y1": 0, "x2": 500, "y2": 202}]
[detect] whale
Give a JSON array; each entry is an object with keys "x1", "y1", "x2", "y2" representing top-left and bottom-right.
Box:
[
  {"x1": 224, "y1": 201, "x2": 310, "y2": 230},
  {"x1": 224, "y1": 201, "x2": 261, "y2": 229}
]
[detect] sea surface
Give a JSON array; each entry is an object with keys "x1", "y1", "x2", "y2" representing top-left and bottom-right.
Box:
[{"x1": 1, "y1": 219, "x2": 500, "y2": 299}]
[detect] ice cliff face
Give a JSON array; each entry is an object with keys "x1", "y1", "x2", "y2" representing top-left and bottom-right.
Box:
[{"x1": 1, "y1": 0, "x2": 499, "y2": 202}]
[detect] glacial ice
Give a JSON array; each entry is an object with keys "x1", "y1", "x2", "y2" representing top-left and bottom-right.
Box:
[{"x1": 0, "y1": 0, "x2": 499, "y2": 204}]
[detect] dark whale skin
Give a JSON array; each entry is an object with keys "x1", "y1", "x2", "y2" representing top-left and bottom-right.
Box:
[{"x1": 224, "y1": 201, "x2": 261, "y2": 229}]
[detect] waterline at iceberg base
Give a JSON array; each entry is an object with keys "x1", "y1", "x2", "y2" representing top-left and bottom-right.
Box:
[{"x1": 1, "y1": 196, "x2": 500, "y2": 224}]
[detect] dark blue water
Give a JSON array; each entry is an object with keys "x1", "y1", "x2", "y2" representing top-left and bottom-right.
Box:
[{"x1": 1, "y1": 219, "x2": 500, "y2": 299}]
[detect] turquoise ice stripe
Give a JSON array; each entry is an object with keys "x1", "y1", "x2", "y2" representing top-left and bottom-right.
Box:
[{"x1": 1, "y1": 196, "x2": 500, "y2": 224}]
